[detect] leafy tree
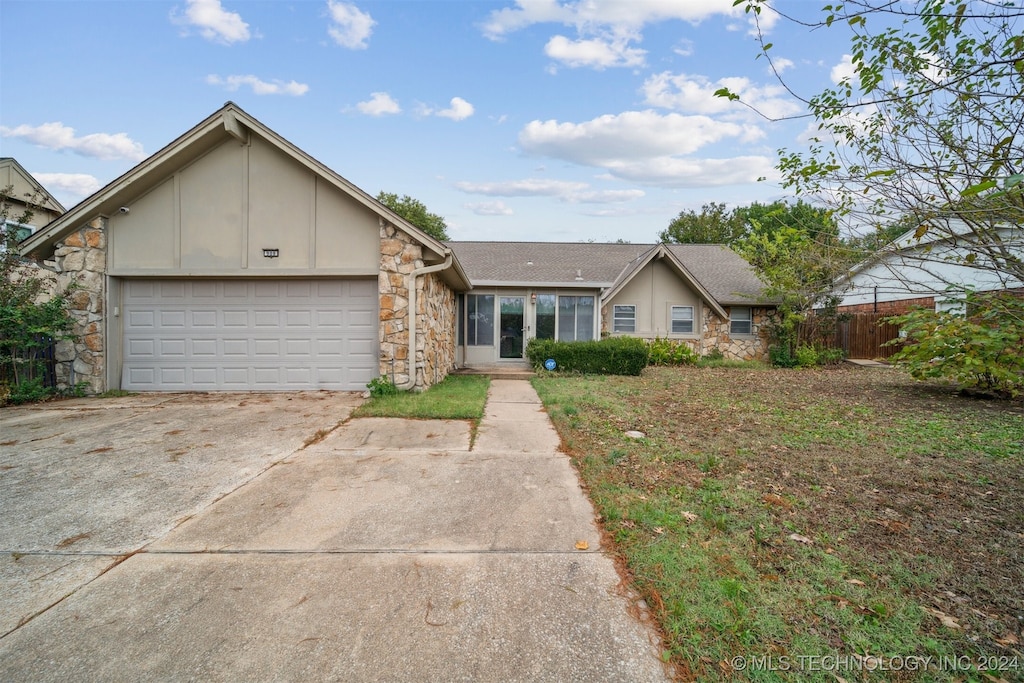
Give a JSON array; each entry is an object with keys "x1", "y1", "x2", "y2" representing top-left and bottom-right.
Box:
[
  {"x1": 721, "y1": 1, "x2": 1024, "y2": 375},
  {"x1": 726, "y1": 0, "x2": 1024, "y2": 287},
  {"x1": 376, "y1": 191, "x2": 450, "y2": 241},
  {"x1": 659, "y1": 202, "x2": 747, "y2": 244},
  {"x1": 1, "y1": 186, "x2": 76, "y2": 404},
  {"x1": 732, "y1": 215, "x2": 850, "y2": 365},
  {"x1": 662, "y1": 199, "x2": 856, "y2": 363}
]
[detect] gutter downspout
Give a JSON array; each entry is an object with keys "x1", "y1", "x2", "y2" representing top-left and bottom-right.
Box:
[{"x1": 397, "y1": 252, "x2": 453, "y2": 391}]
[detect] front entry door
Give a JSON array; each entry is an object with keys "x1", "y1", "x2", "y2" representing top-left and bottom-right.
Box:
[{"x1": 499, "y1": 296, "x2": 525, "y2": 358}]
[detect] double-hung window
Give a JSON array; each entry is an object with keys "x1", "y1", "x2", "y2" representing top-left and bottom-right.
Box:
[
  {"x1": 612, "y1": 305, "x2": 636, "y2": 333},
  {"x1": 730, "y1": 307, "x2": 752, "y2": 335},
  {"x1": 670, "y1": 305, "x2": 694, "y2": 334}
]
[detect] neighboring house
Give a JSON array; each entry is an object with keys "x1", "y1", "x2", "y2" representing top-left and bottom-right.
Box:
[
  {"x1": 17, "y1": 103, "x2": 771, "y2": 395},
  {"x1": 449, "y1": 241, "x2": 772, "y2": 365},
  {"x1": 1, "y1": 157, "x2": 65, "y2": 239},
  {"x1": 835, "y1": 220, "x2": 1024, "y2": 314}
]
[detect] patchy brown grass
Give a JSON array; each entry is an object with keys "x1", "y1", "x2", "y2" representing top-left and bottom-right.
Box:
[{"x1": 534, "y1": 365, "x2": 1023, "y2": 681}]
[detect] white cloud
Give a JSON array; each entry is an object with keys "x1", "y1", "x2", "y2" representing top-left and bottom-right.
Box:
[
  {"x1": 206, "y1": 74, "x2": 309, "y2": 96},
  {"x1": 544, "y1": 34, "x2": 645, "y2": 69},
  {"x1": 642, "y1": 72, "x2": 800, "y2": 120},
  {"x1": 436, "y1": 97, "x2": 475, "y2": 121},
  {"x1": 831, "y1": 54, "x2": 856, "y2": 84},
  {"x1": 0, "y1": 122, "x2": 145, "y2": 162},
  {"x1": 356, "y1": 92, "x2": 401, "y2": 116},
  {"x1": 456, "y1": 178, "x2": 588, "y2": 197},
  {"x1": 466, "y1": 201, "x2": 514, "y2": 216},
  {"x1": 519, "y1": 110, "x2": 744, "y2": 165},
  {"x1": 481, "y1": 1, "x2": 761, "y2": 72},
  {"x1": 604, "y1": 156, "x2": 779, "y2": 188},
  {"x1": 772, "y1": 57, "x2": 794, "y2": 74},
  {"x1": 673, "y1": 39, "x2": 694, "y2": 57},
  {"x1": 455, "y1": 178, "x2": 644, "y2": 204},
  {"x1": 177, "y1": 0, "x2": 251, "y2": 44},
  {"x1": 514, "y1": 110, "x2": 781, "y2": 189},
  {"x1": 30, "y1": 172, "x2": 103, "y2": 198},
  {"x1": 482, "y1": 0, "x2": 743, "y2": 41},
  {"x1": 327, "y1": 0, "x2": 375, "y2": 49}
]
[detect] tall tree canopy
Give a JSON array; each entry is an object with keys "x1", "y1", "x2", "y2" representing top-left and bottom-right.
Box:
[
  {"x1": 659, "y1": 202, "x2": 747, "y2": 245},
  {"x1": 376, "y1": 191, "x2": 450, "y2": 242}
]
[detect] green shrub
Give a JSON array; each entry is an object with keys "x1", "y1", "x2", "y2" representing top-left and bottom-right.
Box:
[
  {"x1": 769, "y1": 343, "x2": 799, "y2": 367},
  {"x1": 366, "y1": 375, "x2": 399, "y2": 397},
  {"x1": 1, "y1": 191, "x2": 77, "y2": 404},
  {"x1": 646, "y1": 337, "x2": 698, "y2": 366},
  {"x1": 884, "y1": 291, "x2": 1023, "y2": 397},
  {"x1": 794, "y1": 343, "x2": 819, "y2": 367},
  {"x1": 527, "y1": 336, "x2": 649, "y2": 375},
  {"x1": 704, "y1": 347, "x2": 725, "y2": 362}
]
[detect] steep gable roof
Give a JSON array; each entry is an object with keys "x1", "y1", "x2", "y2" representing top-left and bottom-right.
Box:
[
  {"x1": 18, "y1": 103, "x2": 470, "y2": 288},
  {"x1": 603, "y1": 244, "x2": 728, "y2": 318},
  {"x1": 0, "y1": 157, "x2": 66, "y2": 216}
]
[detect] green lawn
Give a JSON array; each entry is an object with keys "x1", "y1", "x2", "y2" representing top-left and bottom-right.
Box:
[
  {"x1": 533, "y1": 366, "x2": 1024, "y2": 682},
  {"x1": 353, "y1": 374, "x2": 490, "y2": 421}
]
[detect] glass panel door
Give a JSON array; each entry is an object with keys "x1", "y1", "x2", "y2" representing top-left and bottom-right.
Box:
[
  {"x1": 535, "y1": 293, "x2": 556, "y2": 340},
  {"x1": 499, "y1": 296, "x2": 525, "y2": 358}
]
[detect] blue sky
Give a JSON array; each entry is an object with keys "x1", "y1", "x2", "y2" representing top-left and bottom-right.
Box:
[{"x1": 0, "y1": 0, "x2": 856, "y2": 243}]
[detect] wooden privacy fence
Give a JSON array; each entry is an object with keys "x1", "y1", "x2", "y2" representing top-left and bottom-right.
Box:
[{"x1": 800, "y1": 312, "x2": 902, "y2": 359}]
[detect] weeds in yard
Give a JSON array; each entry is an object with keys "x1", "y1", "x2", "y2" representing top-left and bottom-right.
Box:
[
  {"x1": 533, "y1": 366, "x2": 1023, "y2": 681},
  {"x1": 353, "y1": 374, "x2": 490, "y2": 421}
]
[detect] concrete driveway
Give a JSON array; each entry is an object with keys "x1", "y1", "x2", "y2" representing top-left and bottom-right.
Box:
[
  {"x1": 0, "y1": 385, "x2": 668, "y2": 681},
  {"x1": 0, "y1": 392, "x2": 362, "y2": 637}
]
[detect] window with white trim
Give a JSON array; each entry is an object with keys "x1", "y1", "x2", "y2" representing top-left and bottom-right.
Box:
[
  {"x1": 0, "y1": 220, "x2": 34, "y2": 252},
  {"x1": 467, "y1": 294, "x2": 495, "y2": 346},
  {"x1": 557, "y1": 296, "x2": 594, "y2": 341},
  {"x1": 670, "y1": 305, "x2": 694, "y2": 334},
  {"x1": 730, "y1": 306, "x2": 752, "y2": 335},
  {"x1": 613, "y1": 304, "x2": 636, "y2": 333}
]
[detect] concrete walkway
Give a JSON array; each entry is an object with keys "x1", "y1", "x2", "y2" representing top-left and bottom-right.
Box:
[{"x1": 0, "y1": 381, "x2": 669, "y2": 682}]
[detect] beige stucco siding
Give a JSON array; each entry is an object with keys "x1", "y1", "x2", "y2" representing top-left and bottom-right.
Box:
[
  {"x1": 606, "y1": 260, "x2": 700, "y2": 336},
  {"x1": 108, "y1": 136, "x2": 379, "y2": 276},
  {"x1": 248, "y1": 138, "x2": 311, "y2": 269},
  {"x1": 108, "y1": 178, "x2": 176, "y2": 269},
  {"x1": 180, "y1": 142, "x2": 245, "y2": 270},
  {"x1": 314, "y1": 177, "x2": 380, "y2": 269}
]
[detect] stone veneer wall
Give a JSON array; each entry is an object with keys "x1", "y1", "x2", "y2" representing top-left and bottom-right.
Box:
[
  {"x1": 50, "y1": 218, "x2": 107, "y2": 392},
  {"x1": 699, "y1": 304, "x2": 770, "y2": 361},
  {"x1": 378, "y1": 221, "x2": 456, "y2": 390},
  {"x1": 599, "y1": 301, "x2": 771, "y2": 361}
]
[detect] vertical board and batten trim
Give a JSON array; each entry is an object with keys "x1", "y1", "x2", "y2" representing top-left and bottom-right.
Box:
[
  {"x1": 309, "y1": 174, "x2": 318, "y2": 268},
  {"x1": 172, "y1": 172, "x2": 181, "y2": 269},
  {"x1": 240, "y1": 140, "x2": 250, "y2": 269}
]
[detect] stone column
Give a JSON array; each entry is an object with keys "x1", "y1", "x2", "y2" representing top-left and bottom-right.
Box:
[{"x1": 52, "y1": 218, "x2": 107, "y2": 393}]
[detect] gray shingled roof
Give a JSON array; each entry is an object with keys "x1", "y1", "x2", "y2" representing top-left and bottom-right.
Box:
[{"x1": 446, "y1": 241, "x2": 769, "y2": 305}]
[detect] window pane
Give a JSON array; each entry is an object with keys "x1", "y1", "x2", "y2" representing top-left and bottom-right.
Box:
[
  {"x1": 535, "y1": 293, "x2": 556, "y2": 339},
  {"x1": 557, "y1": 296, "x2": 576, "y2": 341},
  {"x1": 613, "y1": 305, "x2": 635, "y2": 333},
  {"x1": 671, "y1": 306, "x2": 693, "y2": 334},
  {"x1": 730, "y1": 307, "x2": 752, "y2": 335},
  {"x1": 577, "y1": 297, "x2": 594, "y2": 341},
  {"x1": 468, "y1": 294, "x2": 494, "y2": 346}
]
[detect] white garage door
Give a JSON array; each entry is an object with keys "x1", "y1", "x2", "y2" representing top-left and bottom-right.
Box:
[{"x1": 122, "y1": 279, "x2": 378, "y2": 391}]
